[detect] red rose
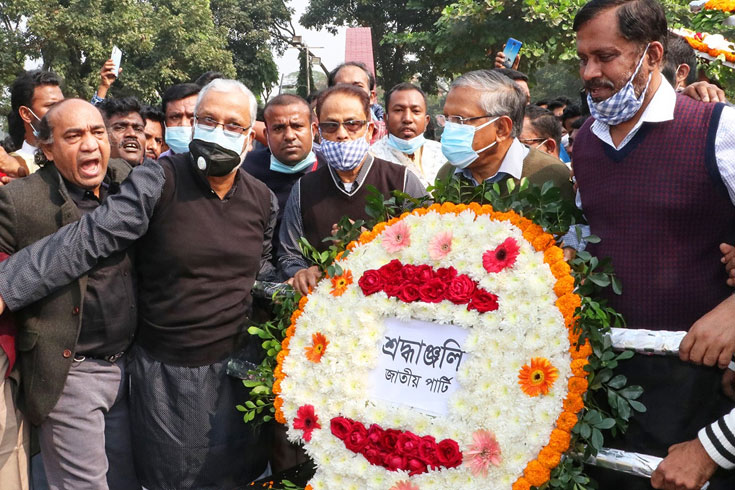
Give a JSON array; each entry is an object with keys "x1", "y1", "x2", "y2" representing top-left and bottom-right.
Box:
[
  {"x1": 400, "y1": 264, "x2": 418, "y2": 283},
  {"x1": 407, "y1": 458, "x2": 428, "y2": 476},
  {"x1": 378, "y1": 259, "x2": 403, "y2": 285},
  {"x1": 384, "y1": 282, "x2": 403, "y2": 298},
  {"x1": 414, "y1": 264, "x2": 435, "y2": 284},
  {"x1": 358, "y1": 270, "x2": 384, "y2": 296},
  {"x1": 383, "y1": 453, "x2": 407, "y2": 472},
  {"x1": 468, "y1": 288, "x2": 499, "y2": 313},
  {"x1": 446, "y1": 274, "x2": 476, "y2": 304},
  {"x1": 330, "y1": 417, "x2": 353, "y2": 441},
  {"x1": 435, "y1": 439, "x2": 463, "y2": 468},
  {"x1": 363, "y1": 447, "x2": 385, "y2": 466},
  {"x1": 435, "y1": 266, "x2": 458, "y2": 283},
  {"x1": 344, "y1": 423, "x2": 369, "y2": 452},
  {"x1": 418, "y1": 278, "x2": 446, "y2": 303},
  {"x1": 380, "y1": 429, "x2": 401, "y2": 452},
  {"x1": 396, "y1": 432, "x2": 421, "y2": 457},
  {"x1": 418, "y1": 435, "x2": 439, "y2": 467},
  {"x1": 397, "y1": 283, "x2": 420, "y2": 303},
  {"x1": 367, "y1": 424, "x2": 383, "y2": 446}
]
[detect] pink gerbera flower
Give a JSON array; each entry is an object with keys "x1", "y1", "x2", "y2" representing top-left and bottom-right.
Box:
[
  {"x1": 382, "y1": 221, "x2": 411, "y2": 253},
  {"x1": 390, "y1": 481, "x2": 420, "y2": 490},
  {"x1": 429, "y1": 231, "x2": 453, "y2": 260},
  {"x1": 293, "y1": 404, "x2": 321, "y2": 442},
  {"x1": 465, "y1": 429, "x2": 502, "y2": 477},
  {"x1": 482, "y1": 237, "x2": 520, "y2": 273}
]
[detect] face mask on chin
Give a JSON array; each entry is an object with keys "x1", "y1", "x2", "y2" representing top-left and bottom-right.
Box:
[
  {"x1": 268, "y1": 128, "x2": 318, "y2": 174},
  {"x1": 586, "y1": 44, "x2": 652, "y2": 126}
]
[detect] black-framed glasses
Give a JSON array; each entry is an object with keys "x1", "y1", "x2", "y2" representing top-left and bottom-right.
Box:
[
  {"x1": 435, "y1": 114, "x2": 496, "y2": 127},
  {"x1": 194, "y1": 115, "x2": 250, "y2": 138},
  {"x1": 318, "y1": 120, "x2": 368, "y2": 134}
]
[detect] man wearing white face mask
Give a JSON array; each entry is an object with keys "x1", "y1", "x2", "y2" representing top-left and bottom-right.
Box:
[
  {"x1": 573, "y1": 1, "x2": 735, "y2": 489},
  {"x1": 434, "y1": 70, "x2": 572, "y2": 200},
  {"x1": 369, "y1": 83, "x2": 446, "y2": 187},
  {"x1": 0, "y1": 79, "x2": 279, "y2": 489},
  {"x1": 278, "y1": 84, "x2": 425, "y2": 295}
]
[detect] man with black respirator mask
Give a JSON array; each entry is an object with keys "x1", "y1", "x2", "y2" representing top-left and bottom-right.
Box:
[{"x1": 0, "y1": 79, "x2": 279, "y2": 489}]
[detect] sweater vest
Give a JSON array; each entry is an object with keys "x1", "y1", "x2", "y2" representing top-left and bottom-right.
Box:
[
  {"x1": 574, "y1": 95, "x2": 735, "y2": 331},
  {"x1": 136, "y1": 154, "x2": 273, "y2": 366},
  {"x1": 300, "y1": 158, "x2": 407, "y2": 252}
]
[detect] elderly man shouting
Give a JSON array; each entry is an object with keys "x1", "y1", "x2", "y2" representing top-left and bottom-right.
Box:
[{"x1": 0, "y1": 79, "x2": 278, "y2": 489}]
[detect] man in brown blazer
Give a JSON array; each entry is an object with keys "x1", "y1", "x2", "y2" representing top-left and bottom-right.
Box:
[{"x1": 0, "y1": 99, "x2": 138, "y2": 489}]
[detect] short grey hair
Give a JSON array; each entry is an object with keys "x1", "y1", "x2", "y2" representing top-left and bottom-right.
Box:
[
  {"x1": 195, "y1": 78, "x2": 258, "y2": 127},
  {"x1": 450, "y1": 70, "x2": 526, "y2": 138}
]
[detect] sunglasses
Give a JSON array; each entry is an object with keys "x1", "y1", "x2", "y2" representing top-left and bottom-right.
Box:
[{"x1": 318, "y1": 120, "x2": 368, "y2": 134}]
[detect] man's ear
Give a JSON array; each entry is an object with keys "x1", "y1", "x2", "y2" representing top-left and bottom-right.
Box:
[
  {"x1": 541, "y1": 138, "x2": 558, "y2": 157},
  {"x1": 494, "y1": 116, "x2": 514, "y2": 141},
  {"x1": 676, "y1": 64, "x2": 691, "y2": 89},
  {"x1": 18, "y1": 106, "x2": 34, "y2": 125},
  {"x1": 647, "y1": 41, "x2": 664, "y2": 67},
  {"x1": 41, "y1": 143, "x2": 54, "y2": 162}
]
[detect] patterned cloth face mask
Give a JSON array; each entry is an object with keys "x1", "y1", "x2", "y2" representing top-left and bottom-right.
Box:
[
  {"x1": 587, "y1": 44, "x2": 652, "y2": 126},
  {"x1": 319, "y1": 133, "x2": 371, "y2": 172}
]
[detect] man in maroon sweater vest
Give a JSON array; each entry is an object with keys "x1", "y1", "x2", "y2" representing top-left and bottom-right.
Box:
[{"x1": 573, "y1": 1, "x2": 735, "y2": 489}]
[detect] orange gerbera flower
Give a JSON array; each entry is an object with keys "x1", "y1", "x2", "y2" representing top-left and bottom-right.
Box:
[
  {"x1": 304, "y1": 332, "x2": 329, "y2": 363},
  {"x1": 518, "y1": 357, "x2": 559, "y2": 397},
  {"x1": 330, "y1": 270, "x2": 353, "y2": 297}
]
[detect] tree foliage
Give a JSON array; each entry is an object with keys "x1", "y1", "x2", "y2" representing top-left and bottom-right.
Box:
[
  {"x1": 300, "y1": 0, "x2": 446, "y2": 93},
  {"x1": 0, "y1": 0, "x2": 293, "y2": 108}
]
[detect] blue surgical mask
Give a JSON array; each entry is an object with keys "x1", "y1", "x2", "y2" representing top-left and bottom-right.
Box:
[
  {"x1": 270, "y1": 151, "x2": 317, "y2": 174},
  {"x1": 440, "y1": 118, "x2": 499, "y2": 169},
  {"x1": 319, "y1": 133, "x2": 370, "y2": 172},
  {"x1": 193, "y1": 124, "x2": 248, "y2": 156},
  {"x1": 386, "y1": 133, "x2": 426, "y2": 154},
  {"x1": 165, "y1": 125, "x2": 193, "y2": 154},
  {"x1": 587, "y1": 44, "x2": 652, "y2": 126}
]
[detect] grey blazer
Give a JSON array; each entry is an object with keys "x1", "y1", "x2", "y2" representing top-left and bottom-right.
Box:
[{"x1": 0, "y1": 158, "x2": 132, "y2": 424}]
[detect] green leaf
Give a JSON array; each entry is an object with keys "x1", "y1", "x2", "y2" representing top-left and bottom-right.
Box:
[
  {"x1": 596, "y1": 418, "x2": 616, "y2": 430},
  {"x1": 619, "y1": 385, "x2": 644, "y2": 400},
  {"x1": 629, "y1": 400, "x2": 647, "y2": 413},
  {"x1": 235, "y1": 404, "x2": 247, "y2": 412},
  {"x1": 608, "y1": 374, "x2": 626, "y2": 389},
  {"x1": 590, "y1": 428, "x2": 604, "y2": 450}
]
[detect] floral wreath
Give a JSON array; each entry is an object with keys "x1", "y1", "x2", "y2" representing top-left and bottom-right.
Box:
[{"x1": 271, "y1": 203, "x2": 589, "y2": 490}]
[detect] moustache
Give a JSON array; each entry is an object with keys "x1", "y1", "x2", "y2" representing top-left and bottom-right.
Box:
[
  {"x1": 120, "y1": 137, "x2": 141, "y2": 150},
  {"x1": 584, "y1": 78, "x2": 615, "y2": 92}
]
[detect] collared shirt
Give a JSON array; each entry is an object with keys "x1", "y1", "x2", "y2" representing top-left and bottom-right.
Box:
[
  {"x1": 566, "y1": 79, "x2": 735, "y2": 252},
  {"x1": 589, "y1": 77, "x2": 735, "y2": 205},
  {"x1": 277, "y1": 155, "x2": 426, "y2": 278},
  {"x1": 369, "y1": 137, "x2": 446, "y2": 187},
  {"x1": 62, "y1": 176, "x2": 137, "y2": 357},
  {"x1": 454, "y1": 138, "x2": 528, "y2": 185},
  {"x1": 10, "y1": 141, "x2": 40, "y2": 174}
]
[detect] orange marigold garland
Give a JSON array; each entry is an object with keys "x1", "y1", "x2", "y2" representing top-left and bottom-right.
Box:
[{"x1": 271, "y1": 202, "x2": 590, "y2": 490}]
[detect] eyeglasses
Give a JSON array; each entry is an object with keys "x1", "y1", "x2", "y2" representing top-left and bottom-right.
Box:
[
  {"x1": 194, "y1": 116, "x2": 250, "y2": 137},
  {"x1": 318, "y1": 120, "x2": 368, "y2": 134},
  {"x1": 435, "y1": 114, "x2": 497, "y2": 127},
  {"x1": 519, "y1": 137, "x2": 547, "y2": 145}
]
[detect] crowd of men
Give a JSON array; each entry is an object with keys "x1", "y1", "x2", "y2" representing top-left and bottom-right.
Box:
[{"x1": 0, "y1": 0, "x2": 735, "y2": 489}]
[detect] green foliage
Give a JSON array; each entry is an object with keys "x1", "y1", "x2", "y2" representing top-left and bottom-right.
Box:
[
  {"x1": 295, "y1": 49, "x2": 316, "y2": 98},
  {"x1": 685, "y1": 8, "x2": 735, "y2": 99},
  {"x1": 300, "y1": 0, "x2": 447, "y2": 92},
  {"x1": 210, "y1": 0, "x2": 291, "y2": 100}
]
